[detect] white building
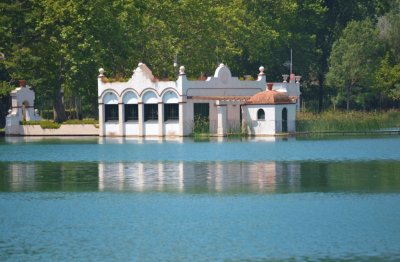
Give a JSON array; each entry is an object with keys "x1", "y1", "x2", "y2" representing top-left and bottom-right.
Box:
[
  {"x1": 5, "y1": 80, "x2": 41, "y2": 135},
  {"x1": 98, "y1": 63, "x2": 300, "y2": 137}
]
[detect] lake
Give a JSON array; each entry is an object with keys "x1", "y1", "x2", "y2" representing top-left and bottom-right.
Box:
[{"x1": 1, "y1": 136, "x2": 400, "y2": 261}]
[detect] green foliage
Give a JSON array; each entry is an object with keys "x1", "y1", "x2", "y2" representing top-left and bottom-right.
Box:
[
  {"x1": 375, "y1": 54, "x2": 400, "y2": 102},
  {"x1": 192, "y1": 117, "x2": 210, "y2": 137},
  {"x1": 63, "y1": 119, "x2": 98, "y2": 125},
  {"x1": 296, "y1": 110, "x2": 400, "y2": 132},
  {"x1": 1, "y1": 0, "x2": 398, "y2": 118},
  {"x1": 326, "y1": 19, "x2": 383, "y2": 110},
  {"x1": 377, "y1": 1, "x2": 400, "y2": 62},
  {"x1": 0, "y1": 81, "x2": 13, "y2": 97},
  {"x1": 375, "y1": 3, "x2": 400, "y2": 105}
]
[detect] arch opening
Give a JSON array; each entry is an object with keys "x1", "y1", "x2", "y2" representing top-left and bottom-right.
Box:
[
  {"x1": 103, "y1": 92, "x2": 119, "y2": 122},
  {"x1": 123, "y1": 91, "x2": 138, "y2": 122},
  {"x1": 257, "y1": 109, "x2": 265, "y2": 120},
  {"x1": 22, "y1": 101, "x2": 29, "y2": 121},
  {"x1": 282, "y1": 107, "x2": 288, "y2": 132}
]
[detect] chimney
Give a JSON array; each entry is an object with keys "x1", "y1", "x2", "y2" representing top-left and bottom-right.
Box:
[
  {"x1": 19, "y1": 80, "x2": 26, "y2": 87},
  {"x1": 267, "y1": 83, "x2": 273, "y2": 91}
]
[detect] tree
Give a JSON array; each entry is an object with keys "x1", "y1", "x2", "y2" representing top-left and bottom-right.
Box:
[
  {"x1": 326, "y1": 19, "x2": 383, "y2": 111},
  {"x1": 377, "y1": 0, "x2": 400, "y2": 62},
  {"x1": 1, "y1": 0, "x2": 144, "y2": 122},
  {"x1": 314, "y1": 0, "x2": 390, "y2": 112},
  {"x1": 374, "y1": 1, "x2": 400, "y2": 108},
  {"x1": 375, "y1": 54, "x2": 400, "y2": 107},
  {"x1": 0, "y1": 0, "x2": 394, "y2": 123}
]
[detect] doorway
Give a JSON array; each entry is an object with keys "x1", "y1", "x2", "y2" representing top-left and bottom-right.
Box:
[
  {"x1": 282, "y1": 107, "x2": 288, "y2": 132},
  {"x1": 193, "y1": 103, "x2": 209, "y2": 133}
]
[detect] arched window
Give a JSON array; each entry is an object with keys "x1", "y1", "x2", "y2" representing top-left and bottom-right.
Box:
[
  {"x1": 123, "y1": 92, "x2": 138, "y2": 122},
  {"x1": 143, "y1": 91, "x2": 158, "y2": 121},
  {"x1": 103, "y1": 92, "x2": 119, "y2": 122},
  {"x1": 257, "y1": 109, "x2": 265, "y2": 120},
  {"x1": 163, "y1": 91, "x2": 179, "y2": 121}
]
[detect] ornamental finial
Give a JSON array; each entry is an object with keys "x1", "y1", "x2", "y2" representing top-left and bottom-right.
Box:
[
  {"x1": 179, "y1": 65, "x2": 185, "y2": 75},
  {"x1": 259, "y1": 66, "x2": 265, "y2": 75},
  {"x1": 98, "y1": 68, "x2": 105, "y2": 77}
]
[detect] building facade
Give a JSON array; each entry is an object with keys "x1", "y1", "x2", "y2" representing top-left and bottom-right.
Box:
[
  {"x1": 5, "y1": 80, "x2": 42, "y2": 135},
  {"x1": 98, "y1": 63, "x2": 300, "y2": 137}
]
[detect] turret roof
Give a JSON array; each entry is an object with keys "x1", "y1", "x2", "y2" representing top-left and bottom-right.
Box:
[{"x1": 245, "y1": 90, "x2": 294, "y2": 105}]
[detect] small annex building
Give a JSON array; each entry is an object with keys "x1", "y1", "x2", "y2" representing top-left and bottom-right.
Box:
[
  {"x1": 97, "y1": 63, "x2": 300, "y2": 137},
  {"x1": 5, "y1": 80, "x2": 42, "y2": 135},
  {"x1": 242, "y1": 84, "x2": 297, "y2": 135}
]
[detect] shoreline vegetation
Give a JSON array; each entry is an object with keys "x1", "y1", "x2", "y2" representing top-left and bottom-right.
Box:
[
  {"x1": 296, "y1": 110, "x2": 400, "y2": 133},
  {"x1": 192, "y1": 110, "x2": 400, "y2": 137},
  {"x1": 6, "y1": 110, "x2": 400, "y2": 137}
]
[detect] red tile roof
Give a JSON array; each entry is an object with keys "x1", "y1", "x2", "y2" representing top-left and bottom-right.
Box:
[
  {"x1": 188, "y1": 96, "x2": 251, "y2": 101},
  {"x1": 245, "y1": 90, "x2": 294, "y2": 105}
]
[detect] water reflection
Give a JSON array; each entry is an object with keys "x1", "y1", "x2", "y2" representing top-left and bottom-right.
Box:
[
  {"x1": 97, "y1": 161, "x2": 301, "y2": 193},
  {"x1": 1, "y1": 160, "x2": 400, "y2": 193},
  {"x1": 1, "y1": 161, "x2": 301, "y2": 193}
]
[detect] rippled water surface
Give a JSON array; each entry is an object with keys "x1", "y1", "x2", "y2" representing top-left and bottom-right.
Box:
[{"x1": 1, "y1": 136, "x2": 400, "y2": 261}]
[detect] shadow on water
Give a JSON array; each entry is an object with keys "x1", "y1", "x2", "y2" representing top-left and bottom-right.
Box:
[{"x1": 1, "y1": 160, "x2": 400, "y2": 194}]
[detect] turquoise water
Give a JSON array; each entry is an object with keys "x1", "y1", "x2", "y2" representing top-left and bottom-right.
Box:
[{"x1": 1, "y1": 136, "x2": 400, "y2": 261}]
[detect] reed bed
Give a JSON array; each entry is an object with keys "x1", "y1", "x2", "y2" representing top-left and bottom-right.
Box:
[{"x1": 296, "y1": 110, "x2": 400, "y2": 133}]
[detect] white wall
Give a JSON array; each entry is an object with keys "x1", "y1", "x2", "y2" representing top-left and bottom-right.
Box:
[
  {"x1": 164, "y1": 122, "x2": 180, "y2": 136},
  {"x1": 245, "y1": 106, "x2": 277, "y2": 135},
  {"x1": 105, "y1": 123, "x2": 119, "y2": 136},
  {"x1": 144, "y1": 122, "x2": 158, "y2": 136},
  {"x1": 97, "y1": 63, "x2": 299, "y2": 137},
  {"x1": 125, "y1": 123, "x2": 139, "y2": 136},
  {"x1": 226, "y1": 103, "x2": 241, "y2": 132},
  {"x1": 182, "y1": 101, "x2": 194, "y2": 136},
  {"x1": 20, "y1": 124, "x2": 99, "y2": 136},
  {"x1": 180, "y1": 64, "x2": 265, "y2": 97},
  {"x1": 243, "y1": 104, "x2": 296, "y2": 135}
]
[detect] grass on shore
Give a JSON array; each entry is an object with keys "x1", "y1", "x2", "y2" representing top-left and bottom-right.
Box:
[
  {"x1": 296, "y1": 110, "x2": 400, "y2": 133},
  {"x1": 21, "y1": 119, "x2": 99, "y2": 129}
]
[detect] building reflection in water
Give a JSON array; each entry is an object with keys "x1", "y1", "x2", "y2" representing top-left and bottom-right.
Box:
[
  {"x1": 3, "y1": 161, "x2": 300, "y2": 193},
  {"x1": 4, "y1": 160, "x2": 400, "y2": 193},
  {"x1": 97, "y1": 161, "x2": 300, "y2": 193},
  {"x1": 7, "y1": 163, "x2": 37, "y2": 191},
  {"x1": 98, "y1": 162, "x2": 185, "y2": 192}
]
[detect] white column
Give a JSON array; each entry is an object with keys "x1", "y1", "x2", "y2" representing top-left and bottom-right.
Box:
[
  {"x1": 118, "y1": 103, "x2": 124, "y2": 136},
  {"x1": 179, "y1": 103, "x2": 185, "y2": 136},
  {"x1": 138, "y1": 102, "x2": 144, "y2": 136},
  {"x1": 217, "y1": 102, "x2": 227, "y2": 137},
  {"x1": 98, "y1": 103, "x2": 105, "y2": 137},
  {"x1": 158, "y1": 102, "x2": 164, "y2": 137}
]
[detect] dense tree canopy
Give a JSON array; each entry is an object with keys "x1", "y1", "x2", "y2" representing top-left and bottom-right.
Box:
[
  {"x1": 0, "y1": 0, "x2": 398, "y2": 126},
  {"x1": 326, "y1": 19, "x2": 383, "y2": 110}
]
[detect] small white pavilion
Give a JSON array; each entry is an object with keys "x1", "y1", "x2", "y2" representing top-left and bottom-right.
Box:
[
  {"x1": 5, "y1": 80, "x2": 41, "y2": 135},
  {"x1": 97, "y1": 63, "x2": 300, "y2": 137}
]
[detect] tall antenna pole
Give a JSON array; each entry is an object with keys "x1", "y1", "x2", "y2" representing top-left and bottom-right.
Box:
[
  {"x1": 290, "y1": 48, "x2": 293, "y2": 75},
  {"x1": 173, "y1": 52, "x2": 178, "y2": 68},
  {"x1": 173, "y1": 52, "x2": 178, "y2": 77}
]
